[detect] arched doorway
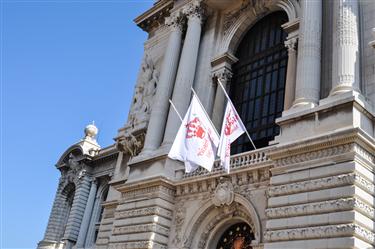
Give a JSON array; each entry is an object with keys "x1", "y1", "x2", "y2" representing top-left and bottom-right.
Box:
[
  {"x1": 216, "y1": 222, "x2": 254, "y2": 249},
  {"x1": 230, "y1": 11, "x2": 288, "y2": 153}
]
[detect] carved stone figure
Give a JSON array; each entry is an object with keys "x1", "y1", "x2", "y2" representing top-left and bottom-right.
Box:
[{"x1": 127, "y1": 54, "x2": 159, "y2": 131}]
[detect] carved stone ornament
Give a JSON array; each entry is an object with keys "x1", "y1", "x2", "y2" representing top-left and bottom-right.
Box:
[
  {"x1": 117, "y1": 132, "x2": 145, "y2": 157},
  {"x1": 126, "y1": 54, "x2": 159, "y2": 133},
  {"x1": 223, "y1": 0, "x2": 275, "y2": 35},
  {"x1": 212, "y1": 178, "x2": 234, "y2": 206}
]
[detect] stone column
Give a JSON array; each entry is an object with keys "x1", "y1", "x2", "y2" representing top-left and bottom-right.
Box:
[
  {"x1": 75, "y1": 179, "x2": 97, "y2": 248},
  {"x1": 283, "y1": 37, "x2": 298, "y2": 110},
  {"x1": 293, "y1": 0, "x2": 322, "y2": 108},
  {"x1": 331, "y1": 0, "x2": 360, "y2": 95},
  {"x1": 62, "y1": 175, "x2": 91, "y2": 249},
  {"x1": 141, "y1": 12, "x2": 185, "y2": 155},
  {"x1": 211, "y1": 68, "x2": 232, "y2": 130},
  {"x1": 162, "y1": 0, "x2": 205, "y2": 148}
]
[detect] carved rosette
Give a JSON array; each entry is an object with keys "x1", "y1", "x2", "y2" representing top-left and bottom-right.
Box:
[{"x1": 212, "y1": 178, "x2": 234, "y2": 206}]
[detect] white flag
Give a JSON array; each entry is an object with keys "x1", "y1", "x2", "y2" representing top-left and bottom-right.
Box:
[
  {"x1": 217, "y1": 100, "x2": 247, "y2": 173},
  {"x1": 168, "y1": 95, "x2": 220, "y2": 173}
]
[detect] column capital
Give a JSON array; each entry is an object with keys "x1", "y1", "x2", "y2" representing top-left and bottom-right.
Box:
[
  {"x1": 165, "y1": 11, "x2": 186, "y2": 32},
  {"x1": 212, "y1": 68, "x2": 233, "y2": 85},
  {"x1": 182, "y1": 0, "x2": 206, "y2": 23},
  {"x1": 284, "y1": 37, "x2": 298, "y2": 52}
]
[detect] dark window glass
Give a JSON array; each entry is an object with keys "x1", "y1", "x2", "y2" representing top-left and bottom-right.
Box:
[
  {"x1": 216, "y1": 222, "x2": 254, "y2": 249},
  {"x1": 230, "y1": 11, "x2": 288, "y2": 153}
]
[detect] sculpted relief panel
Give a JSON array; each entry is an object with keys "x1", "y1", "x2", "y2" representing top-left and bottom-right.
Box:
[{"x1": 117, "y1": 54, "x2": 159, "y2": 156}]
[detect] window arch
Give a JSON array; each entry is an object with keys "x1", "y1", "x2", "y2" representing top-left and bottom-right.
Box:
[{"x1": 230, "y1": 11, "x2": 288, "y2": 153}]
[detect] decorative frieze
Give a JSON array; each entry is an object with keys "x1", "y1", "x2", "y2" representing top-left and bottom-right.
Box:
[
  {"x1": 266, "y1": 197, "x2": 374, "y2": 219},
  {"x1": 176, "y1": 166, "x2": 270, "y2": 197},
  {"x1": 109, "y1": 241, "x2": 166, "y2": 249},
  {"x1": 115, "y1": 207, "x2": 173, "y2": 220},
  {"x1": 112, "y1": 223, "x2": 169, "y2": 236},
  {"x1": 264, "y1": 224, "x2": 375, "y2": 244},
  {"x1": 268, "y1": 172, "x2": 374, "y2": 197}
]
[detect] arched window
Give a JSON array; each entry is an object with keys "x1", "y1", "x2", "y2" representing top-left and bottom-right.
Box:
[
  {"x1": 216, "y1": 222, "x2": 254, "y2": 249},
  {"x1": 230, "y1": 11, "x2": 288, "y2": 153}
]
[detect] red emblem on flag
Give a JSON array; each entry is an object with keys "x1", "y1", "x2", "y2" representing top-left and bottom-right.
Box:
[{"x1": 224, "y1": 109, "x2": 239, "y2": 136}]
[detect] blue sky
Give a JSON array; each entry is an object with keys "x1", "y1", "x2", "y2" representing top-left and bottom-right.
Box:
[{"x1": 1, "y1": 1, "x2": 154, "y2": 248}]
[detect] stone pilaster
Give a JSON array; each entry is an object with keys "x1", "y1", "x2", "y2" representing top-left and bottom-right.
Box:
[
  {"x1": 293, "y1": 0, "x2": 322, "y2": 108},
  {"x1": 62, "y1": 175, "x2": 91, "y2": 249},
  {"x1": 38, "y1": 178, "x2": 68, "y2": 249},
  {"x1": 161, "y1": 0, "x2": 206, "y2": 149},
  {"x1": 283, "y1": 37, "x2": 298, "y2": 110},
  {"x1": 211, "y1": 68, "x2": 232, "y2": 130},
  {"x1": 108, "y1": 178, "x2": 175, "y2": 249},
  {"x1": 75, "y1": 179, "x2": 97, "y2": 248},
  {"x1": 331, "y1": 0, "x2": 360, "y2": 95},
  {"x1": 141, "y1": 11, "x2": 185, "y2": 155}
]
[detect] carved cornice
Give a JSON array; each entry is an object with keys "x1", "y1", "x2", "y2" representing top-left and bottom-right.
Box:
[
  {"x1": 266, "y1": 197, "x2": 374, "y2": 219},
  {"x1": 268, "y1": 128, "x2": 375, "y2": 170},
  {"x1": 134, "y1": 0, "x2": 174, "y2": 33},
  {"x1": 264, "y1": 224, "x2": 375, "y2": 244}
]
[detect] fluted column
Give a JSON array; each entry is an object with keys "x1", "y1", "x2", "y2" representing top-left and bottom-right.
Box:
[
  {"x1": 162, "y1": 1, "x2": 205, "y2": 147},
  {"x1": 75, "y1": 179, "x2": 97, "y2": 248},
  {"x1": 211, "y1": 68, "x2": 232, "y2": 130},
  {"x1": 284, "y1": 37, "x2": 298, "y2": 110},
  {"x1": 62, "y1": 175, "x2": 91, "y2": 249},
  {"x1": 331, "y1": 0, "x2": 360, "y2": 95},
  {"x1": 141, "y1": 11, "x2": 185, "y2": 154},
  {"x1": 293, "y1": 0, "x2": 322, "y2": 108}
]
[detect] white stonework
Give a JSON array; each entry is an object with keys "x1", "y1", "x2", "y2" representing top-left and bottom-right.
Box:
[{"x1": 38, "y1": 1, "x2": 375, "y2": 249}]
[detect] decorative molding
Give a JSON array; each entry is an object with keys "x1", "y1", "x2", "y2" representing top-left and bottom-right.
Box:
[
  {"x1": 266, "y1": 197, "x2": 374, "y2": 219},
  {"x1": 264, "y1": 224, "x2": 375, "y2": 244},
  {"x1": 134, "y1": 0, "x2": 173, "y2": 33},
  {"x1": 108, "y1": 241, "x2": 167, "y2": 249},
  {"x1": 115, "y1": 206, "x2": 173, "y2": 220},
  {"x1": 176, "y1": 165, "x2": 271, "y2": 197},
  {"x1": 112, "y1": 223, "x2": 169, "y2": 237},
  {"x1": 223, "y1": 0, "x2": 274, "y2": 35},
  {"x1": 268, "y1": 172, "x2": 375, "y2": 198},
  {"x1": 274, "y1": 143, "x2": 354, "y2": 167}
]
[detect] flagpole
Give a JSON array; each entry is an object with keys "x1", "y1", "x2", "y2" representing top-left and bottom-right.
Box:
[
  {"x1": 217, "y1": 78, "x2": 257, "y2": 150},
  {"x1": 190, "y1": 87, "x2": 220, "y2": 137},
  {"x1": 169, "y1": 99, "x2": 183, "y2": 122}
]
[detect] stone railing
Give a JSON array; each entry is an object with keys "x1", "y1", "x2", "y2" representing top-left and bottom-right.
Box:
[{"x1": 182, "y1": 146, "x2": 273, "y2": 179}]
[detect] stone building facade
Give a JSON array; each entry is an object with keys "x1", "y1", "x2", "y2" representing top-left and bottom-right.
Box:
[{"x1": 38, "y1": 0, "x2": 375, "y2": 248}]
